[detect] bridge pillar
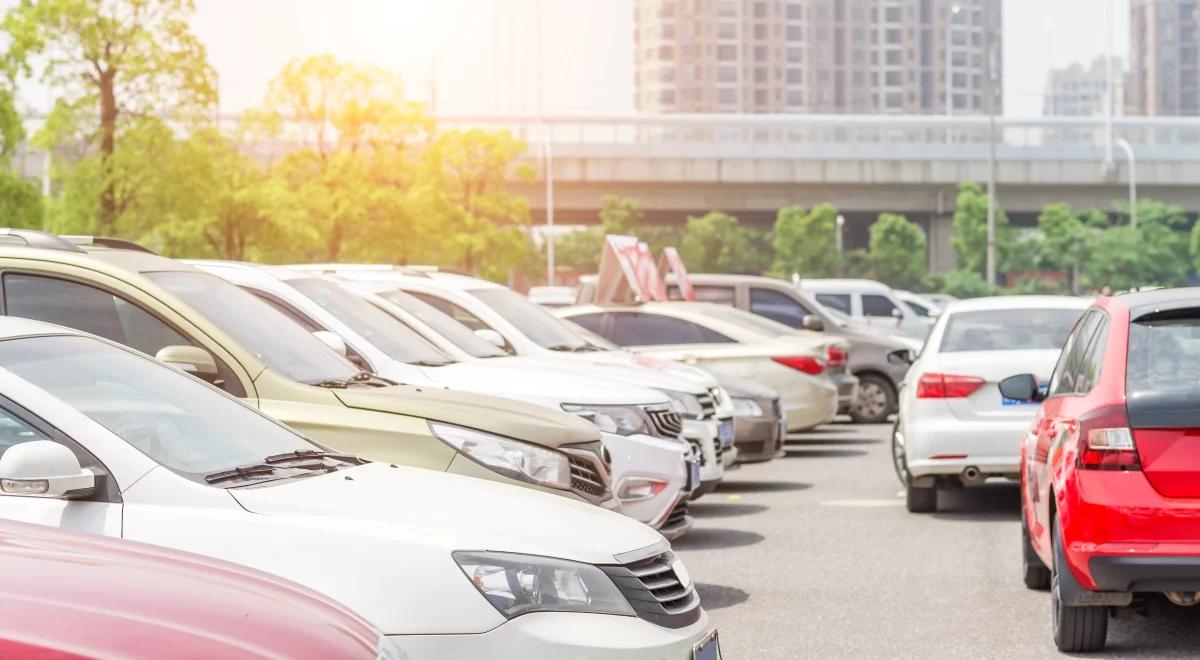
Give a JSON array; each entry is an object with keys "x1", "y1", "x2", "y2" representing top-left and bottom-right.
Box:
[{"x1": 928, "y1": 214, "x2": 957, "y2": 274}]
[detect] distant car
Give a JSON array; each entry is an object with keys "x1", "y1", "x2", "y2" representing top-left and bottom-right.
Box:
[
  {"x1": 528, "y1": 285, "x2": 579, "y2": 307},
  {"x1": 721, "y1": 377, "x2": 785, "y2": 463},
  {"x1": 797, "y1": 278, "x2": 932, "y2": 340},
  {"x1": 0, "y1": 519, "x2": 394, "y2": 658},
  {"x1": 1005, "y1": 289, "x2": 1200, "y2": 652},
  {"x1": 558, "y1": 301, "x2": 841, "y2": 432},
  {"x1": 894, "y1": 290, "x2": 942, "y2": 319},
  {"x1": 923, "y1": 293, "x2": 959, "y2": 308},
  {"x1": 892, "y1": 296, "x2": 1088, "y2": 513}
]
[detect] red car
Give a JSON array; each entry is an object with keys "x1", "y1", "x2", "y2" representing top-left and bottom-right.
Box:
[
  {"x1": 1001, "y1": 289, "x2": 1200, "y2": 652},
  {"x1": 0, "y1": 519, "x2": 397, "y2": 659}
]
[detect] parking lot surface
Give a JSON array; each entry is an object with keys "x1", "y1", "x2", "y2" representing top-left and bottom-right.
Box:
[{"x1": 674, "y1": 423, "x2": 1200, "y2": 659}]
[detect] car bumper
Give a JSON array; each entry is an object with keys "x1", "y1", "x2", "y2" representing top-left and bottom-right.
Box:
[
  {"x1": 902, "y1": 414, "x2": 1027, "y2": 479},
  {"x1": 783, "y1": 383, "x2": 838, "y2": 431},
  {"x1": 682, "y1": 419, "x2": 723, "y2": 485},
  {"x1": 1090, "y1": 554, "x2": 1200, "y2": 592},
  {"x1": 389, "y1": 610, "x2": 715, "y2": 660},
  {"x1": 602, "y1": 432, "x2": 689, "y2": 529},
  {"x1": 833, "y1": 371, "x2": 860, "y2": 411},
  {"x1": 733, "y1": 402, "x2": 783, "y2": 463}
]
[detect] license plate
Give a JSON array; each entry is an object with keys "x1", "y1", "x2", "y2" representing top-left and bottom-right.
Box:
[
  {"x1": 718, "y1": 420, "x2": 734, "y2": 447},
  {"x1": 693, "y1": 630, "x2": 721, "y2": 660},
  {"x1": 687, "y1": 458, "x2": 701, "y2": 491}
]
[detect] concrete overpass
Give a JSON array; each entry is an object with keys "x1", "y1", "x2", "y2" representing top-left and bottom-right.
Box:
[{"x1": 440, "y1": 113, "x2": 1200, "y2": 271}]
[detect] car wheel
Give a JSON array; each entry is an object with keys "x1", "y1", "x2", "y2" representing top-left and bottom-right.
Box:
[
  {"x1": 905, "y1": 484, "x2": 936, "y2": 513},
  {"x1": 1051, "y1": 520, "x2": 1107, "y2": 652},
  {"x1": 1022, "y1": 513, "x2": 1050, "y2": 590},
  {"x1": 850, "y1": 374, "x2": 895, "y2": 424},
  {"x1": 891, "y1": 422, "x2": 911, "y2": 486}
]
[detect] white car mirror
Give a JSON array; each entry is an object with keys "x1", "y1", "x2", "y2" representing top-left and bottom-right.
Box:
[
  {"x1": 474, "y1": 329, "x2": 507, "y2": 349},
  {"x1": 155, "y1": 345, "x2": 219, "y2": 382},
  {"x1": 0, "y1": 441, "x2": 95, "y2": 498},
  {"x1": 312, "y1": 331, "x2": 348, "y2": 356}
]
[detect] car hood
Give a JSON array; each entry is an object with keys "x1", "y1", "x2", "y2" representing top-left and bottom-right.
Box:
[
  {"x1": 231, "y1": 462, "x2": 662, "y2": 566},
  {"x1": 333, "y1": 384, "x2": 599, "y2": 449},
  {"x1": 414, "y1": 361, "x2": 669, "y2": 407}
]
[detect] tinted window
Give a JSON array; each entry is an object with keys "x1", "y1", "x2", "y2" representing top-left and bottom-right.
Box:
[
  {"x1": 905, "y1": 300, "x2": 933, "y2": 317},
  {"x1": 693, "y1": 286, "x2": 736, "y2": 305},
  {"x1": 407, "y1": 291, "x2": 490, "y2": 331},
  {"x1": 1074, "y1": 316, "x2": 1109, "y2": 393},
  {"x1": 374, "y1": 290, "x2": 507, "y2": 359},
  {"x1": 568, "y1": 313, "x2": 608, "y2": 335},
  {"x1": 1126, "y1": 310, "x2": 1200, "y2": 427},
  {"x1": 940, "y1": 309, "x2": 1083, "y2": 353},
  {"x1": 815, "y1": 293, "x2": 851, "y2": 314},
  {"x1": 751, "y1": 288, "x2": 809, "y2": 328},
  {"x1": 251, "y1": 291, "x2": 322, "y2": 332},
  {"x1": 609, "y1": 312, "x2": 734, "y2": 346},
  {"x1": 0, "y1": 406, "x2": 47, "y2": 460},
  {"x1": 4, "y1": 274, "x2": 190, "y2": 356},
  {"x1": 469, "y1": 288, "x2": 592, "y2": 351},
  {"x1": 862, "y1": 294, "x2": 899, "y2": 317},
  {"x1": 1049, "y1": 311, "x2": 1101, "y2": 396}
]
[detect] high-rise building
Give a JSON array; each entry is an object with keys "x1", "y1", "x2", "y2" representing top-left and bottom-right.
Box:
[
  {"x1": 1129, "y1": 0, "x2": 1200, "y2": 115},
  {"x1": 1044, "y1": 56, "x2": 1124, "y2": 117},
  {"x1": 632, "y1": 0, "x2": 1002, "y2": 114}
]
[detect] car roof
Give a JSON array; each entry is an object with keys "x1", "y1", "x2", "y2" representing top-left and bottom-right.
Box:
[
  {"x1": 678, "y1": 273, "x2": 787, "y2": 286},
  {"x1": 796, "y1": 278, "x2": 892, "y2": 293},
  {"x1": 1112, "y1": 287, "x2": 1200, "y2": 319},
  {"x1": 0, "y1": 315, "x2": 78, "y2": 340},
  {"x1": 186, "y1": 259, "x2": 308, "y2": 283},
  {"x1": 942, "y1": 295, "x2": 1092, "y2": 314}
]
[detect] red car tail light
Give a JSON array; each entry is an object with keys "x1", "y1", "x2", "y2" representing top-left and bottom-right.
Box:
[
  {"x1": 772, "y1": 355, "x2": 824, "y2": 375},
  {"x1": 826, "y1": 346, "x2": 848, "y2": 369},
  {"x1": 1076, "y1": 404, "x2": 1141, "y2": 470},
  {"x1": 915, "y1": 373, "x2": 985, "y2": 399}
]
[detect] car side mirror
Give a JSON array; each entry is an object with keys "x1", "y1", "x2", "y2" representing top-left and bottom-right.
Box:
[
  {"x1": 312, "y1": 331, "x2": 348, "y2": 356},
  {"x1": 999, "y1": 374, "x2": 1043, "y2": 403},
  {"x1": 801, "y1": 315, "x2": 826, "y2": 332},
  {"x1": 474, "y1": 329, "x2": 507, "y2": 349},
  {"x1": 886, "y1": 348, "x2": 915, "y2": 365},
  {"x1": 155, "y1": 345, "x2": 219, "y2": 382},
  {"x1": 0, "y1": 441, "x2": 95, "y2": 498}
]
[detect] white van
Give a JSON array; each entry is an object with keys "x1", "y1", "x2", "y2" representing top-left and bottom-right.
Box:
[{"x1": 796, "y1": 279, "x2": 932, "y2": 340}]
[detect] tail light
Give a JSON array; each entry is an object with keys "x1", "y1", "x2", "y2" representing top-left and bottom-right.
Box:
[
  {"x1": 916, "y1": 372, "x2": 985, "y2": 399},
  {"x1": 1076, "y1": 404, "x2": 1141, "y2": 470},
  {"x1": 772, "y1": 355, "x2": 824, "y2": 375},
  {"x1": 826, "y1": 346, "x2": 848, "y2": 369}
]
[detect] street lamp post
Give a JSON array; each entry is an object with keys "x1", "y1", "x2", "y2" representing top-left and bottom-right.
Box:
[
  {"x1": 1116, "y1": 138, "x2": 1137, "y2": 229},
  {"x1": 836, "y1": 214, "x2": 845, "y2": 258},
  {"x1": 984, "y1": 0, "x2": 997, "y2": 286}
]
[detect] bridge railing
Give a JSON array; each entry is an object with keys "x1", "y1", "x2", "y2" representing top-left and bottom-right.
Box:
[{"x1": 436, "y1": 114, "x2": 1200, "y2": 162}]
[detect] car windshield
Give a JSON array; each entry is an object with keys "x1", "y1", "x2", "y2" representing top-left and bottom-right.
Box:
[
  {"x1": 0, "y1": 335, "x2": 322, "y2": 484},
  {"x1": 469, "y1": 287, "x2": 593, "y2": 351},
  {"x1": 145, "y1": 271, "x2": 359, "y2": 384},
  {"x1": 939, "y1": 308, "x2": 1082, "y2": 352},
  {"x1": 286, "y1": 278, "x2": 455, "y2": 367},
  {"x1": 563, "y1": 320, "x2": 620, "y2": 350},
  {"x1": 373, "y1": 289, "x2": 508, "y2": 359}
]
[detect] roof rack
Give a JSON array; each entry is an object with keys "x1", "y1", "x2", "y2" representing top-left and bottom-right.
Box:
[
  {"x1": 0, "y1": 229, "x2": 86, "y2": 253},
  {"x1": 61, "y1": 236, "x2": 158, "y2": 254}
]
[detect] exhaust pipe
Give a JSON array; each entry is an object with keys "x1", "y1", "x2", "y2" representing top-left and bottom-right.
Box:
[
  {"x1": 961, "y1": 466, "x2": 985, "y2": 485},
  {"x1": 1166, "y1": 592, "x2": 1200, "y2": 607}
]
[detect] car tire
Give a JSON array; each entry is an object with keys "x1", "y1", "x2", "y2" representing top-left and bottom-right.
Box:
[
  {"x1": 891, "y1": 421, "x2": 910, "y2": 486},
  {"x1": 1022, "y1": 513, "x2": 1050, "y2": 590},
  {"x1": 850, "y1": 374, "x2": 895, "y2": 424},
  {"x1": 905, "y1": 484, "x2": 937, "y2": 513},
  {"x1": 1052, "y1": 520, "x2": 1107, "y2": 653}
]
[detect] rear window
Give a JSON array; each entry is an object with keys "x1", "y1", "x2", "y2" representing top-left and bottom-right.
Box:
[
  {"x1": 1127, "y1": 312, "x2": 1200, "y2": 427},
  {"x1": 939, "y1": 308, "x2": 1082, "y2": 353}
]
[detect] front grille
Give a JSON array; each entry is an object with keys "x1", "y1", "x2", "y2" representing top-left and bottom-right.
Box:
[
  {"x1": 561, "y1": 442, "x2": 611, "y2": 501},
  {"x1": 713, "y1": 437, "x2": 724, "y2": 462},
  {"x1": 687, "y1": 438, "x2": 707, "y2": 466},
  {"x1": 697, "y1": 391, "x2": 717, "y2": 419},
  {"x1": 646, "y1": 407, "x2": 683, "y2": 438},
  {"x1": 664, "y1": 500, "x2": 689, "y2": 529},
  {"x1": 601, "y1": 550, "x2": 701, "y2": 629}
]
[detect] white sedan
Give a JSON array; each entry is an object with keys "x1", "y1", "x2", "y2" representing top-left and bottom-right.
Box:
[{"x1": 892, "y1": 295, "x2": 1089, "y2": 512}]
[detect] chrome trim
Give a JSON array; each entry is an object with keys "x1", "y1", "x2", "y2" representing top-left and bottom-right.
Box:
[{"x1": 612, "y1": 538, "x2": 670, "y2": 565}]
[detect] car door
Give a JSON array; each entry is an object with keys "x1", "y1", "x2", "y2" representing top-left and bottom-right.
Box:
[
  {"x1": 0, "y1": 396, "x2": 121, "y2": 536},
  {"x1": 749, "y1": 287, "x2": 813, "y2": 330}
]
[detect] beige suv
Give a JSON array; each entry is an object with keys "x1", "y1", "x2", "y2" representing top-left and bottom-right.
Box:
[{"x1": 0, "y1": 230, "x2": 614, "y2": 507}]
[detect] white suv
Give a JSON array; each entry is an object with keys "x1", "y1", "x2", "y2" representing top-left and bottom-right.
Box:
[
  {"x1": 0, "y1": 317, "x2": 716, "y2": 658},
  {"x1": 797, "y1": 278, "x2": 931, "y2": 340}
]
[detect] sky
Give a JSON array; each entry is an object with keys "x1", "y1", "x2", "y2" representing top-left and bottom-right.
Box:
[{"x1": 17, "y1": 0, "x2": 1134, "y2": 118}]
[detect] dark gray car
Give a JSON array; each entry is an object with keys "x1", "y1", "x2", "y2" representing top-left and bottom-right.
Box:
[{"x1": 667, "y1": 275, "x2": 920, "y2": 424}]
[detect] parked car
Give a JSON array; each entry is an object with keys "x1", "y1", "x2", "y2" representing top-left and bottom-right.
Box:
[
  {"x1": 1003, "y1": 289, "x2": 1200, "y2": 653},
  {"x1": 0, "y1": 519, "x2": 396, "y2": 658},
  {"x1": 195, "y1": 261, "x2": 695, "y2": 539},
  {"x1": 796, "y1": 278, "x2": 932, "y2": 340},
  {"x1": 721, "y1": 377, "x2": 785, "y2": 463},
  {"x1": 293, "y1": 265, "x2": 732, "y2": 499},
  {"x1": 0, "y1": 317, "x2": 716, "y2": 658},
  {"x1": 892, "y1": 296, "x2": 1088, "y2": 513},
  {"x1": 0, "y1": 231, "x2": 614, "y2": 508},
  {"x1": 924, "y1": 293, "x2": 960, "y2": 308},
  {"x1": 558, "y1": 301, "x2": 841, "y2": 432},
  {"x1": 528, "y1": 285, "x2": 578, "y2": 307},
  {"x1": 894, "y1": 290, "x2": 943, "y2": 319},
  {"x1": 652, "y1": 273, "x2": 919, "y2": 423}
]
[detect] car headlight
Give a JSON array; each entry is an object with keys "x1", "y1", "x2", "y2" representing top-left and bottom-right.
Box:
[
  {"x1": 429, "y1": 422, "x2": 570, "y2": 490},
  {"x1": 732, "y1": 398, "x2": 764, "y2": 417},
  {"x1": 453, "y1": 551, "x2": 635, "y2": 618},
  {"x1": 661, "y1": 390, "x2": 704, "y2": 419},
  {"x1": 561, "y1": 404, "x2": 650, "y2": 436}
]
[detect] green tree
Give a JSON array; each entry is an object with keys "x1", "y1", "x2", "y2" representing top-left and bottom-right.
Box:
[
  {"x1": 940, "y1": 269, "x2": 995, "y2": 298},
  {"x1": 679, "y1": 211, "x2": 769, "y2": 274},
  {"x1": 1036, "y1": 203, "x2": 1088, "y2": 293},
  {"x1": 554, "y1": 196, "x2": 649, "y2": 272},
  {"x1": 1082, "y1": 200, "x2": 1189, "y2": 292},
  {"x1": 4, "y1": 0, "x2": 217, "y2": 233},
  {"x1": 772, "y1": 203, "x2": 840, "y2": 277},
  {"x1": 951, "y1": 181, "x2": 1013, "y2": 277},
  {"x1": 868, "y1": 213, "x2": 926, "y2": 289}
]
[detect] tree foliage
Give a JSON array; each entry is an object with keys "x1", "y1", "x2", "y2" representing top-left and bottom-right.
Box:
[
  {"x1": 772, "y1": 203, "x2": 840, "y2": 277},
  {"x1": 868, "y1": 213, "x2": 926, "y2": 290},
  {"x1": 951, "y1": 181, "x2": 1013, "y2": 277},
  {"x1": 679, "y1": 211, "x2": 769, "y2": 274}
]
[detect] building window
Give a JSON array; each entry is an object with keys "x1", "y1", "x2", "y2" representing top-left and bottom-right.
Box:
[
  {"x1": 754, "y1": 89, "x2": 769, "y2": 105},
  {"x1": 787, "y1": 68, "x2": 802, "y2": 84},
  {"x1": 787, "y1": 47, "x2": 803, "y2": 63},
  {"x1": 658, "y1": 90, "x2": 675, "y2": 104},
  {"x1": 755, "y1": 67, "x2": 767, "y2": 83},
  {"x1": 718, "y1": 88, "x2": 739, "y2": 104},
  {"x1": 717, "y1": 45, "x2": 737, "y2": 60},
  {"x1": 658, "y1": 45, "x2": 674, "y2": 59},
  {"x1": 754, "y1": 23, "x2": 767, "y2": 39},
  {"x1": 754, "y1": 45, "x2": 768, "y2": 60},
  {"x1": 786, "y1": 25, "x2": 804, "y2": 40},
  {"x1": 718, "y1": 22, "x2": 737, "y2": 39},
  {"x1": 786, "y1": 3, "x2": 803, "y2": 20},
  {"x1": 754, "y1": 2, "x2": 767, "y2": 18},
  {"x1": 787, "y1": 89, "x2": 804, "y2": 106},
  {"x1": 718, "y1": 66, "x2": 738, "y2": 82}
]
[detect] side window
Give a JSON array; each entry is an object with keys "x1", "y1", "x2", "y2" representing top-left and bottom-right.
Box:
[
  {"x1": 407, "y1": 292, "x2": 488, "y2": 331},
  {"x1": 1049, "y1": 311, "x2": 1100, "y2": 396},
  {"x1": 1074, "y1": 315, "x2": 1109, "y2": 394},
  {"x1": 0, "y1": 406, "x2": 48, "y2": 460},
  {"x1": 249, "y1": 290, "x2": 322, "y2": 332},
  {"x1": 568, "y1": 313, "x2": 609, "y2": 336},
  {"x1": 750, "y1": 288, "x2": 808, "y2": 328},
  {"x1": 609, "y1": 313, "x2": 733, "y2": 346},
  {"x1": 3, "y1": 273, "x2": 245, "y2": 397},
  {"x1": 862, "y1": 294, "x2": 900, "y2": 318},
  {"x1": 815, "y1": 293, "x2": 852, "y2": 314},
  {"x1": 692, "y1": 286, "x2": 736, "y2": 305}
]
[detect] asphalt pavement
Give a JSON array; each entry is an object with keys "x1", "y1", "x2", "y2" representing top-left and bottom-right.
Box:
[{"x1": 673, "y1": 423, "x2": 1200, "y2": 659}]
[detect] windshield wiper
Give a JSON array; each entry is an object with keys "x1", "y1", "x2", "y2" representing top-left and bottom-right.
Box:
[
  {"x1": 545, "y1": 343, "x2": 592, "y2": 352},
  {"x1": 265, "y1": 449, "x2": 364, "y2": 466},
  {"x1": 204, "y1": 464, "x2": 278, "y2": 485},
  {"x1": 411, "y1": 360, "x2": 454, "y2": 367},
  {"x1": 310, "y1": 372, "x2": 395, "y2": 389}
]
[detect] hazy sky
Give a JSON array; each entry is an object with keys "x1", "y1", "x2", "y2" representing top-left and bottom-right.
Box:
[{"x1": 19, "y1": 0, "x2": 1134, "y2": 117}]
